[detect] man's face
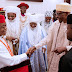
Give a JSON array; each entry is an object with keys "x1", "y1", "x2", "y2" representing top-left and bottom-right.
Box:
[
  {"x1": 56, "y1": 11, "x2": 69, "y2": 23},
  {"x1": 30, "y1": 22, "x2": 37, "y2": 28},
  {"x1": 7, "y1": 13, "x2": 16, "y2": 21},
  {"x1": 0, "y1": 22, "x2": 7, "y2": 36},
  {"x1": 20, "y1": 6, "x2": 27, "y2": 14},
  {"x1": 56, "y1": 11, "x2": 64, "y2": 23},
  {"x1": 45, "y1": 17, "x2": 51, "y2": 23},
  {"x1": 67, "y1": 24, "x2": 72, "y2": 41}
]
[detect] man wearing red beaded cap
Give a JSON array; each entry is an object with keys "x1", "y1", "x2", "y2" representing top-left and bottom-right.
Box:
[
  {"x1": 17, "y1": 2, "x2": 29, "y2": 32},
  {"x1": 0, "y1": 15, "x2": 33, "y2": 72}
]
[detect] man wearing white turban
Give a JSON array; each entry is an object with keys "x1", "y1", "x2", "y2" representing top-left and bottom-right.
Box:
[
  {"x1": 44, "y1": 11, "x2": 53, "y2": 34},
  {"x1": 18, "y1": 14, "x2": 47, "y2": 72},
  {"x1": 5, "y1": 6, "x2": 20, "y2": 54}
]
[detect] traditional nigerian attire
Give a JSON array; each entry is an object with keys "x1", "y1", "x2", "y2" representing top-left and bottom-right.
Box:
[
  {"x1": 34, "y1": 3, "x2": 72, "y2": 72},
  {"x1": 17, "y1": 2, "x2": 29, "y2": 33},
  {"x1": 0, "y1": 36, "x2": 27, "y2": 69},
  {"x1": 0, "y1": 14, "x2": 5, "y2": 23},
  {"x1": 19, "y1": 13, "x2": 29, "y2": 33},
  {"x1": 18, "y1": 14, "x2": 47, "y2": 72},
  {"x1": 44, "y1": 20, "x2": 53, "y2": 34},
  {"x1": 0, "y1": 8, "x2": 5, "y2": 13},
  {"x1": 41, "y1": 11, "x2": 53, "y2": 34},
  {"x1": 17, "y1": 2, "x2": 29, "y2": 9},
  {"x1": 56, "y1": 2, "x2": 72, "y2": 12},
  {"x1": 35, "y1": 20, "x2": 71, "y2": 72},
  {"x1": 5, "y1": 6, "x2": 20, "y2": 52}
]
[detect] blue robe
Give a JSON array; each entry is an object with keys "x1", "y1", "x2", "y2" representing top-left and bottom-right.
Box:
[{"x1": 18, "y1": 26, "x2": 47, "y2": 72}]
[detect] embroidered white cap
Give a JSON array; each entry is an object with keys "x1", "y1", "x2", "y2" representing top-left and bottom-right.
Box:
[{"x1": 56, "y1": 2, "x2": 72, "y2": 12}]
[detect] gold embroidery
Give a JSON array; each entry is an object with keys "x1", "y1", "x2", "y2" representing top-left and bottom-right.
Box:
[{"x1": 20, "y1": 16, "x2": 27, "y2": 23}]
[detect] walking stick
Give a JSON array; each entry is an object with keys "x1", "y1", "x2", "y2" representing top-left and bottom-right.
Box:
[
  {"x1": 43, "y1": 49, "x2": 47, "y2": 71},
  {"x1": 12, "y1": 39, "x2": 18, "y2": 55}
]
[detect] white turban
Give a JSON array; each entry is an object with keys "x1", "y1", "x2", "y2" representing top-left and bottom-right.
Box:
[
  {"x1": 27, "y1": 14, "x2": 42, "y2": 45},
  {"x1": 4, "y1": 6, "x2": 20, "y2": 14},
  {"x1": 4, "y1": 6, "x2": 20, "y2": 20},
  {"x1": 5, "y1": 6, "x2": 20, "y2": 38},
  {"x1": 28, "y1": 13, "x2": 43, "y2": 24}
]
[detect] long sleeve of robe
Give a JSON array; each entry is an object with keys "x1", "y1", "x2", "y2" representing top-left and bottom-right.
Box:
[
  {"x1": 35, "y1": 21, "x2": 54, "y2": 50},
  {"x1": 34, "y1": 20, "x2": 71, "y2": 72},
  {"x1": 0, "y1": 38, "x2": 27, "y2": 69}
]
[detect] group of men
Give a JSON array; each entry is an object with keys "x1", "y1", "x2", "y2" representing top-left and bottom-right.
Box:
[
  {"x1": 30, "y1": 2, "x2": 72, "y2": 72},
  {"x1": 0, "y1": 2, "x2": 72, "y2": 72},
  {"x1": 0, "y1": 2, "x2": 47, "y2": 72}
]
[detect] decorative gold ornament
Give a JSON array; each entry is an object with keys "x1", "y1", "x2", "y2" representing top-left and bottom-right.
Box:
[{"x1": 20, "y1": 16, "x2": 27, "y2": 23}]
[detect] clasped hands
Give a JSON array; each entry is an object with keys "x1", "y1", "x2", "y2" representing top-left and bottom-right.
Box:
[{"x1": 26, "y1": 46, "x2": 36, "y2": 58}]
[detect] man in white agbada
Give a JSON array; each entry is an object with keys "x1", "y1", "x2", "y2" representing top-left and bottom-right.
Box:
[
  {"x1": 18, "y1": 14, "x2": 47, "y2": 72},
  {"x1": 5, "y1": 6, "x2": 20, "y2": 53},
  {"x1": 44, "y1": 11, "x2": 53, "y2": 34},
  {"x1": 29, "y1": 3, "x2": 72, "y2": 72},
  {"x1": 17, "y1": 2, "x2": 29, "y2": 32},
  {"x1": 41, "y1": 11, "x2": 53, "y2": 34},
  {"x1": 0, "y1": 14, "x2": 33, "y2": 69}
]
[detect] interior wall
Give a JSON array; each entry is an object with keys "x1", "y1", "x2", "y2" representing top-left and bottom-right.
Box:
[
  {"x1": 0, "y1": 0, "x2": 64, "y2": 14},
  {"x1": 71, "y1": 0, "x2": 72, "y2": 4}
]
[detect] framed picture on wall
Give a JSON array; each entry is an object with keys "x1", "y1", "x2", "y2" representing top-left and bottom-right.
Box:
[
  {"x1": 23, "y1": 0, "x2": 43, "y2": 2},
  {"x1": 64, "y1": 0, "x2": 70, "y2": 4},
  {"x1": 7, "y1": 0, "x2": 43, "y2": 2}
]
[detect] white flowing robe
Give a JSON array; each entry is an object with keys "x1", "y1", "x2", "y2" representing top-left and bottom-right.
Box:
[
  {"x1": 0, "y1": 37, "x2": 27, "y2": 68},
  {"x1": 5, "y1": 6, "x2": 21, "y2": 53},
  {"x1": 18, "y1": 26, "x2": 47, "y2": 72},
  {"x1": 6, "y1": 21, "x2": 20, "y2": 52}
]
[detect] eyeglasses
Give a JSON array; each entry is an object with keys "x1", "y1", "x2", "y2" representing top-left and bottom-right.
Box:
[{"x1": 56, "y1": 12, "x2": 66, "y2": 15}]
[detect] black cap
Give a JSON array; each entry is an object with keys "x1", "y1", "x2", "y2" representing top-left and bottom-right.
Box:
[
  {"x1": 53, "y1": 9, "x2": 56, "y2": 13},
  {"x1": 67, "y1": 14, "x2": 72, "y2": 24}
]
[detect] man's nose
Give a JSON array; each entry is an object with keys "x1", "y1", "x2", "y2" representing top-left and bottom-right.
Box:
[
  {"x1": 32, "y1": 24, "x2": 35, "y2": 26},
  {"x1": 5, "y1": 27, "x2": 7, "y2": 30},
  {"x1": 56, "y1": 15, "x2": 58, "y2": 19},
  {"x1": 9, "y1": 17, "x2": 12, "y2": 20}
]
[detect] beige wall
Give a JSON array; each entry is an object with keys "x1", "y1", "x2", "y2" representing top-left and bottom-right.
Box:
[{"x1": 0, "y1": 0, "x2": 64, "y2": 14}]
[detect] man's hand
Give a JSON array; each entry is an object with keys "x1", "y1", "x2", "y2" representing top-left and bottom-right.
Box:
[
  {"x1": 29, "y1": 46, "x2": 36, "y2": 53},
  {"x1": 42, "y1": 48, "x2": 46, "y2": 53},
  {"x1": 26, "y1": 46, "x2": 36, "y2": 58},
  {"x1": 26, "y1": 48, "x2": 32, "y2": 58},
  {"x1": 53, "y1": 47, "x2": 67, "y2": 54},
  {"x1": 6, "y1": 36, "x2": 15, "y2": 41}
]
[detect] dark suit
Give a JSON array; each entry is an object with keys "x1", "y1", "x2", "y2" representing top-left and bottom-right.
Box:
[{"x1": 59, "y1": 48, "x2": 72, "y2": 72}]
